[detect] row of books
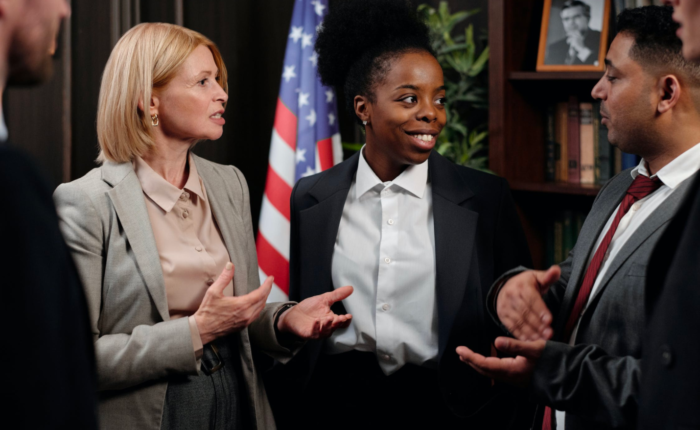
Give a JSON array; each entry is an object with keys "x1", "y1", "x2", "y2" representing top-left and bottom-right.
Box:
[
  {"x1": 544, "y1": 97, "x2": 640, "y2": 186},
  {"x1": 544, "y1": 210, "x2": 589, "y2": 268},
  {"x1": 615, "y1": 0, "x2": 666, "y2": 14}
]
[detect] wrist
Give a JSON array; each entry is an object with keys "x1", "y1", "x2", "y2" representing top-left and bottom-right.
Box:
[
  {"x1": 275, "y1": 304, "x2": 296, "y2": 334},
  {"x1": 194, "y1": 313, "x2": 215, "y2": 345}
]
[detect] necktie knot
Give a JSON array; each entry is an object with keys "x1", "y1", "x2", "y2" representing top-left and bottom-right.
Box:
[{"x1": 627, "y1": 175, "x2": 662, "y2": 201}]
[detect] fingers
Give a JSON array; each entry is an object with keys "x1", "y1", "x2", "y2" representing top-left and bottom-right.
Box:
[
  {"x1": 494, "y1": 337, "x2": 546, "y2": 359},
  {"x1": 242, "y1": 276, "x2": 274, "y2": 305},
  {"x1": 325, "y1": 285, "x2": 354, "y2": 305},
  {"x1": 534, "y1": 265, "x2": 561, "y2": 294},
  {"x1": 208, "y1": 262, "x2": 235, "y2": 296},
  {"x1": 497, "y1": 272, "x2": 554, "y2": 341}
]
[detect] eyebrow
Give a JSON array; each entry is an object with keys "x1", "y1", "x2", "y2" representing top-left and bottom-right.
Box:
[
  {"x1": 394, "y1": 84, "x2": 447, "y2": 92},
  {"x1": 604, "y1": 59, "x2": 616, "y2": 70}
]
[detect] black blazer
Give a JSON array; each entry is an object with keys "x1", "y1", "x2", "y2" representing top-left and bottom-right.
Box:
[
  {"x1": 269, "y1": 151, "x2": 532, "y2": 423},
  {"x1": 640, "y1": 172, "x2": 700, "y2": 430},
  {"x1": 0, "y1": 145, "x2": 97, "y2": 429}
]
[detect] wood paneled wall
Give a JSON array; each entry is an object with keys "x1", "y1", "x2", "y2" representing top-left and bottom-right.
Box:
[{"x1": 5, "y1": 0, "x2": 485, "y2": 231}]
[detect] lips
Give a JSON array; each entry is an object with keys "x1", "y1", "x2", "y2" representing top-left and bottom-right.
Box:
[
  {"x1": 210, "y1": 110, "x2": 225, "y2": 125},
  {"x1": 404, "y1": 130, "x2": 439, "y2": 149}
]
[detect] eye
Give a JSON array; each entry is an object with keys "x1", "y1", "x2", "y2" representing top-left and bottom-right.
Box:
[
  {"x1": 401, "y1": 96, "x2": 417, "y2": 104},
  {"x1": 436, "y1": 97, "x2": 447, "y2": 105},
  {"x1": 198, "y1": 78, "x2": 208, "y2": 86},
  {"x1": 606, "y1": 75, "x2": 617, "y2": 82}
]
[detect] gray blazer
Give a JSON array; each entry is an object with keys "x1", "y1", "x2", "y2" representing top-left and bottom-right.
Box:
[
  {"x1": 488, "y1": 169, "x2": 695, "y2": 430},
  {"x1": 54, "y1": 154, "x2": 294, "y2": 430}
]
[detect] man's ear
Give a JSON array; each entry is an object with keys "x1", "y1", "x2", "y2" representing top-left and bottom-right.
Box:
[
  {"x1": 354, "y1": 95, "x2": 371, "y2": 124},
  {"x1": 657, "y1": 74, "x2": 682, "y2": 114}
]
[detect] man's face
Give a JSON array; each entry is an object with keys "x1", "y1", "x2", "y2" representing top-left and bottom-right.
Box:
[
  {"x1": 671, "y1": 0, "x2": 700, "y2": 62},
  {"x1": 591, "y1": 34, "x2": 659, "y2": 155},
  {"x1": 561, "y1": 6, "x2": 590, "y2": 35},
  {"x1": 7, "y1": 0, "x2": 71, "y2": 86}
]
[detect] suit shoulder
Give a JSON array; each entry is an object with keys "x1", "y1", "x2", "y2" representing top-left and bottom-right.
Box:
[
  {"x1": 53, "y1": 167, "x2": 109, "y2": 216},
  {"x1": 451, "y1": 164, "x2": 507, "y2": 192}
]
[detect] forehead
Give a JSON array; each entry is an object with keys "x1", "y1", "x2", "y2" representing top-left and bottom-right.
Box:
[
  {"x1": 607, "y1": 33, "x2": 636, "y2": 65},
  {"x1": 382, "y1": 51, "x2": 443, "y2": 88},
  {"x1": 179, "y1": 45, "x2": 218, "y2": 76},
  {"x1": 561, "y1": 6, "x2": 586, "y2": 17}
]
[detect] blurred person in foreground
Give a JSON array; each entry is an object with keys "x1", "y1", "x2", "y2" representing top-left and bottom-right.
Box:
[
  {"x1": 458, "y1": 6, "x2": 700, "y2": 430},
  {"x1": 0, "y1": 0, "x2": 98, "y2": 428},
  {"x1": 639, "y1": 1, "x2": 700, "y2": 429},
  {"x1": 54, "y1": 23, "x2": 352, "y2": 430}
]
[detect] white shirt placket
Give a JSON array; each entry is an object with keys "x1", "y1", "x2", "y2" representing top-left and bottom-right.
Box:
[{"x1": 376, "y1": 184, "x2": 399, "y2": 367}]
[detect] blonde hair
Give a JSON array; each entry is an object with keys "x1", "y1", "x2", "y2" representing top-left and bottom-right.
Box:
[{"x1": 96, "y1": 23, "x2": 228, "y2": 163}]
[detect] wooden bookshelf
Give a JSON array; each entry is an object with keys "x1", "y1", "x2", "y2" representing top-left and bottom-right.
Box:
[{"x1": 489, "y1": 0, "x2": 606, "y2": 268}]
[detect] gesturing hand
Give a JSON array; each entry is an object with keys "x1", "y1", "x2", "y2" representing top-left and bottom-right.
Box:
[
  {"x1": 496, "y1": 266, "x2": 560, "y2": 341},
  {"x1": 456, "y1": 337, "x2": 547, "y2": 388},
  {"x1": 276, "y1": 286, "x2": 354, "y2": 340},
  {"x1": 194, "y1": 263, "x2": 274, "y2": 345}
]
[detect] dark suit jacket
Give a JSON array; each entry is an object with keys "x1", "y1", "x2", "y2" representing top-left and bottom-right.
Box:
[
  {"x1": 0, "y1": 144, "x2": 97, "y2": 429},
  {"x1": 545, "y1": 29, "x2": 601, "y2": 65},
  {"x1": 268, "y1": 151, "x2": 533, "y2": 426},
  {"x1": 640, "y1": 172, "x2": 700, "y2": 430},
  {"x1": 489, "y1": 169, "x2": 694, "y2": 430}
]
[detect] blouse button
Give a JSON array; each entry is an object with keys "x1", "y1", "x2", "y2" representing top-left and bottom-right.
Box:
[
  {"x1": 195, "y1": 246, "x2": 203, "y2": 252},
  {"x1": 206, "y1": 279, "x2": 214, "y2": 286},
  {"x1": 180, "y1": 192, "x2": 189, "y2": 201},
  {"x1": 182, "y1": 209, "x2": 189, "y2": 219}
]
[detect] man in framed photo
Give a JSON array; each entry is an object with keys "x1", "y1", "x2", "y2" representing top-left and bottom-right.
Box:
[{"x1": 546, "y1": 0, "x2": 602, "y2": 65}]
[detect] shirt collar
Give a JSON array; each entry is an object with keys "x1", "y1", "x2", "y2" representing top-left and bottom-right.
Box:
[
  {"x1": 0, "y1": 107, "x2": 8, "y2": 142},
  {"x1": 632, "y1": 142, "x2": 700, "y2": 189},
  {"x1": 133, "y1": 154, "x2": 206, "y2": 213},
  {"x1": 355, "y1": 145, "x2": 429, "y2": 198}
]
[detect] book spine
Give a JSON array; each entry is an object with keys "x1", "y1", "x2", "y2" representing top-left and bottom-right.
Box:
[
  {"x1": 622, "y1": 152, "x2": 638, "y2": 170},
  {"x1": 567, "y1": 96, "x2": 581, "y2": 184},
  {"x1": 563, "y1": 211, "x2": 575, "y2": 258},
  {"x1": 579, "y1": 103, "x2": 595, "y2": 184},
  {"x1": 545, "y1": 222, "x2": 555, "y2": 268},
  {"x1": 554, "y1": 217, "x2": 564, "y2": 263},
  {"x1": 545, "y1": 106, "x2": 556, "y2": 182},
  {"x1": 556, "y1": 102, "x2": 569, "y2": 182}
]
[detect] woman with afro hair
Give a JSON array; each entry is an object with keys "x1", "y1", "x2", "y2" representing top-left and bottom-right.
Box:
[{"x1": 266, "y1": 0, "x2": 533, "y2": 428}]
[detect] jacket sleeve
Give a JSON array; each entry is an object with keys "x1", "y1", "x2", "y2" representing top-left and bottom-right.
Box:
[
  {"x1": 54, "y1": 181, "x2": 199, "y2": 391},
  {"x1": 229, "y1": 166, "x2": 303, "y2": 362},
  {"x1": 530, "y1": 341, "x2": 640, "y2": 428}
]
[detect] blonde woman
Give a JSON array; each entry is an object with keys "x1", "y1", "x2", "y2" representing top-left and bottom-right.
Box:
[{"x1": 54, "y1": 23, "x2": 352, "y2": 430}]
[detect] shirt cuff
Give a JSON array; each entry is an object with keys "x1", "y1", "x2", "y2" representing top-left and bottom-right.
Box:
[{"x1": 188, "y1": 315, "x2": 204, "y2": 363}]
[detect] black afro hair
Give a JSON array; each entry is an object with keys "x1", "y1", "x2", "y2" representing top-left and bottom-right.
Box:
[{"x1": 315, "y1": 0, "x2": 435, "y2": 123}]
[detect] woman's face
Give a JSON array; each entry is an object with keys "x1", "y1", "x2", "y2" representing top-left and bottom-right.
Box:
[
  {"x1": 153, "y1": 45, "x2": 228, "y2": 143},
  {"x1": 359, "y1": 51, "x2": 446, "y2": 170}
]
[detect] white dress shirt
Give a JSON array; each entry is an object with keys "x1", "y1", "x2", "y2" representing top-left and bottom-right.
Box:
[
  {"x1": 556, "y1": 142, "x2": 700, "y2": 429},
  {"x1": 0, "y1": 108, "x2": 7, "y2": 142},
  {"x1": 326, "y1": 147, "x2": 438, "y2": 375}
]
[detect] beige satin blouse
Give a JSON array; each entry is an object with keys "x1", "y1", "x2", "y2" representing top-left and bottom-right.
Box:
[{"x1": 134, "y1": 155, "x2": 234, "y2": 357}]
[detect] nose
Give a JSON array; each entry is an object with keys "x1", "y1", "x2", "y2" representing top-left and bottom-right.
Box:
[
  {"x1": 215, "y1": 81, "x2": 228, "y2": 104},
  {"x1": 417, "y1": 99, "x2": 437, "y2": 123},
  {"x1": 591, "y1": 76, "x2": 606, "y2": 101},
  {"x1": 61, "y1": 0, "x2": 72, "y2": 18}
]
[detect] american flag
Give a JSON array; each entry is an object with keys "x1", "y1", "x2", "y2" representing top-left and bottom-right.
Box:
[{"x1": 257, "y1": 0, "x2": 342, "y2": 302}]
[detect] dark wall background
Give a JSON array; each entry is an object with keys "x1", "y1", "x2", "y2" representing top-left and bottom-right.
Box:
[{"x1": 5, "y1": 0, "x2": 486, "y2": 232}]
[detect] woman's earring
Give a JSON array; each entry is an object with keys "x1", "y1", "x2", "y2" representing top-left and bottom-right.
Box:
[
  {"x1": 151, "y1": 114, "x2": 159, "y2": 126},
  {"x1": 363, "y1": 120, "x2": 368, "y2": 126}
]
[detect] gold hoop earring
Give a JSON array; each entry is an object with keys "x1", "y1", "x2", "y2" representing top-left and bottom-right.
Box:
[{"x1": 151, "y1": 114, "x2": 159, "y2": 126}]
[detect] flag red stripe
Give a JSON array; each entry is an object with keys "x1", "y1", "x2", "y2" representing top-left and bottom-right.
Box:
[
  {"x1": 274, "y1": 98, "x2": 297, "y2": 150},
  {"x1": 317, "y1": 137, "x2": 334, "y2": 171},
  {"x1": 256, "y1": 233, "x2": 290, "y2": 295},
  {"x1": 263, "y1": 167, "x2": 292, "y2": 221}
]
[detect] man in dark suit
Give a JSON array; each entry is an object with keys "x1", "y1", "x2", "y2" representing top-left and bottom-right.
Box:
[
  {"x1": 639, "y1": 1, "x2": 700, "y2": 429},
  {"x1": 458, "y1": 6, "x2": 700, "y2": 430},
  {"x1": 545, "y1": 0, "x2": 601, "y2": 65},
  {"x1": 0, "y1": 0, "x2": 97, "y2": 428}
]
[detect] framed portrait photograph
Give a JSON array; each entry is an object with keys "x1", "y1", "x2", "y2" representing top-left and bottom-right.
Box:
[{"x1": 536, "y1": 0, "x2": 611, "y2": 71}]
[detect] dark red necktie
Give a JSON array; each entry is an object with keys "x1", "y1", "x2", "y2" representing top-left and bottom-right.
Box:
[{"x1": 542, "y1": 174, "x2": 662, "y2": 430}]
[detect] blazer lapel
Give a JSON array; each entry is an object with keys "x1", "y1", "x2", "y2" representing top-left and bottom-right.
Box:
[
  {"x1": 102, "y1": 162, "x2": 170, "y2": 322},
  {"x1": 429, "y1": 153, "x2": 478, "y2": 357},
  {"x1": 299, "y1": 153, "x2": 359, "y2": 299},
  {"x1": 193, "y1": 156, "x2": 248, "y2": 297},
  {"x1": 587, "y1": 173, "x2": 696, "y2": 305},
  {"x1": 554, "y1": 172, "x2": 633, "y2": 336}
]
